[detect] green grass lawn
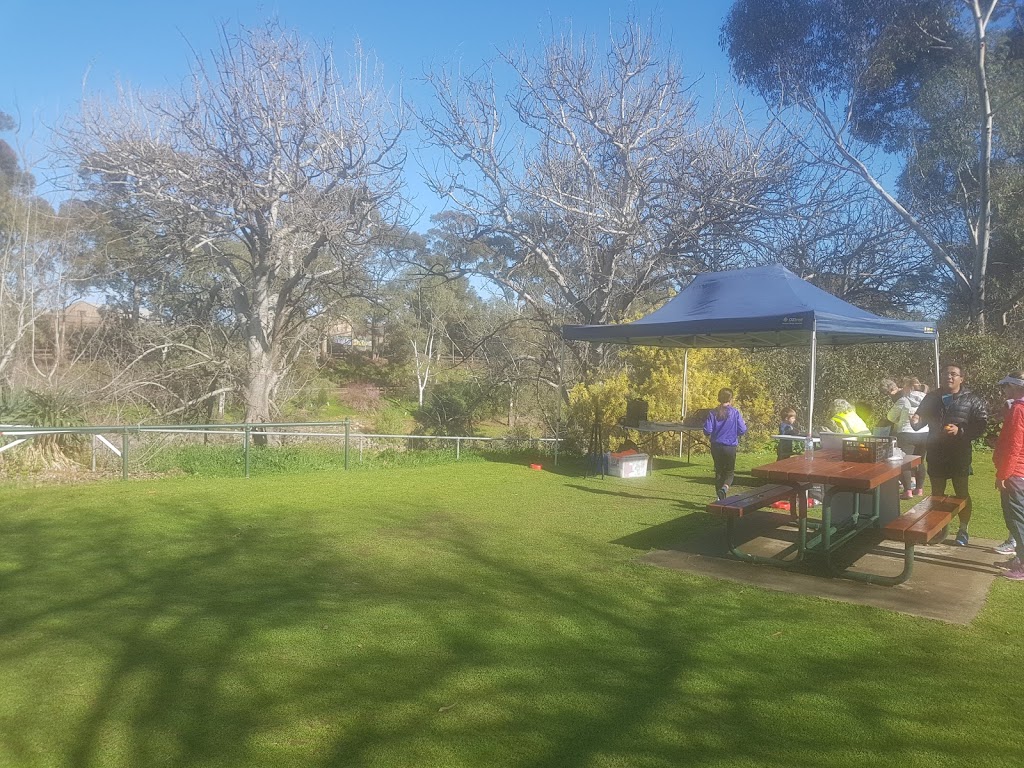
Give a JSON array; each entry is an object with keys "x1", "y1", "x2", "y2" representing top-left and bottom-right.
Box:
[{"x1": 1, "y1": 452, "x2": 1021, "y2": 767}]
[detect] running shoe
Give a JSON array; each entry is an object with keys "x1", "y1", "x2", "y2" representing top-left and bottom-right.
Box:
[
  {"x1": 954, "y1": 529, "x2": 970, "y2": 547},
  {"x1": 995, "y1": 557, "x2": 1021, "y2": 570},
  {"x1": 993, "y1": 538, "x2": 1018, "y2": 556},
  {"x1": 914, "y1": 489, "x2": 925, "y2": 497},
  {"x1": 901, "y1": 490, "x2": 914, "y2": 500},
  {"x1": 1002, "y1": 565, "x2": 1024, "y2": 581},
  {"x1": 716, "y1": 486, "x2": 728, "y2": 501}
]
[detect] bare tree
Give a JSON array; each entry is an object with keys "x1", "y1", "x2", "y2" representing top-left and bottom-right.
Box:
[
  {"x1": 742, "y1": 165, "x2": 938, "y2": 315},
  {"x1": 418, "y1": 21, "x2": 799, "y2": 369},
  {"x1": 59, "y1": 22, "x2": 407, "y2": 432}
]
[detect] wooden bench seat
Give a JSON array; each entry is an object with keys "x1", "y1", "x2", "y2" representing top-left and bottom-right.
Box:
[
  {"x1": 707, "y1": 484, "x2": 802, "y2": 518},
  {"x1": 882, "y1": 496, "x2": 964, "y2": 545},
  {"x1": 708, "y1": 483, "x2": 807, "y2": 566},
  {"x1": 834, "y1": 495, "x2": 966, "y2": 586}
]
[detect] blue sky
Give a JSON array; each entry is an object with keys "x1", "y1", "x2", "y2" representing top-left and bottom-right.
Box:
[{"x1": 2, "y1": 1, "x2": 738, "y2": 223}]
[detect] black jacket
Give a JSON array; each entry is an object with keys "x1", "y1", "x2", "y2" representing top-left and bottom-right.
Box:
[{"x1": 915, "y1": 386, "x2": 988, "y2": 473}]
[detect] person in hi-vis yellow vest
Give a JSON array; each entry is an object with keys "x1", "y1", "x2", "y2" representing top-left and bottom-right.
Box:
[{"x1": 831, "y1": 399, "x2": 870, "y2": 435}]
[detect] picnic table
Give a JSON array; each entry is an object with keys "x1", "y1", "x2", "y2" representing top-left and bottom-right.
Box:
[
  {"x1": 707, "y1": 450, "x2": 948, "y2": 583},
  {"x1": 769, "y1": 434, "x2": 820, "y2": 448},
  {"x1": 751, "y1": 450, "x2": 920, "y2": 559}
]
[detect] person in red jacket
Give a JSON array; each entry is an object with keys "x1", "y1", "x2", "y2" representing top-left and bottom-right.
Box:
[{"x1": 993, "y1": 372, "x2": 1024, "y2": 580}]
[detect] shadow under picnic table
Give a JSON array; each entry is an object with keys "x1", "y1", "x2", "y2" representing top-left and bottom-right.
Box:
[{"x1": 614, "y1": 510, "x2": 1005, "y2": 624}]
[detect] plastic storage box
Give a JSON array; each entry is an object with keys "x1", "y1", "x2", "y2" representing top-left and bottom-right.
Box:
[{"x1": 605, "y1": 452, "x2": 649, "y2": 478}]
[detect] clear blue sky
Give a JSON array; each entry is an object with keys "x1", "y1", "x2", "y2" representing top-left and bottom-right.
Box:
[{"x1": 2, "y1": 1, "x2": 738, "y2": 223}]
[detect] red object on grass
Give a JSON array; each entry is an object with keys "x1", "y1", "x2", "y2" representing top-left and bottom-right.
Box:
[
  {"x1": 530, "y1": 463, "x2": 542, "y2": 471},
  {"x1": 770, "y1": 498, "x2": 818, "y2": 510}
]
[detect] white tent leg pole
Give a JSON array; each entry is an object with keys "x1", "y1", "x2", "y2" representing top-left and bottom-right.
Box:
[
  {"x1": 679, "y1": 349, "x2": 689, "y2": 458},
  {"x1": 933, "y1": 335, "x2": 941, "y2": 389},
  {"x1": 808, "y1": 328, "x2": 818, "y2": 438}
]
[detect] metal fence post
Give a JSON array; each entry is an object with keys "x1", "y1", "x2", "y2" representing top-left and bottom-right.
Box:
[
  {"x1": 91, "y1": 435, "x2": 96, "y2": 473},
  {"x1": 456, "y1": 437, "x2": 461, "y2": 460},
  {"x1": 344, "y1": 418, "x2": 350, "y2": 470},
  {"x1": 244, "y1": 423, "x2": 251, "y2": 478},
  {"x1": 121, "y1": 428, "x2": 129, "y2": 480}
]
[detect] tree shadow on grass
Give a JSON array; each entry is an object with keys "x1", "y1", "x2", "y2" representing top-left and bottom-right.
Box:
[
  {"x1": 0, "y1": 487, "x2": 1012, "y2": 768},
  {"x1": 0, "y1": 503, "x2": 351, "y2": 767},
  {"x1": 566, "y1": 483, "x2": 685, "y2": 503},
  {"x1": 478, "y1": 450, "x2": 590, "y2": 478}
]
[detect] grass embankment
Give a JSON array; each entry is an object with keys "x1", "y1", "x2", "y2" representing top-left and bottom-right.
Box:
[{"x1": 1, "y1": 453, "x2": 1021, "y2": 767}]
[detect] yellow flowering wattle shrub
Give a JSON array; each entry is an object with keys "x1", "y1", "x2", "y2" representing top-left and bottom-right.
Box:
[
  {"x1": 565, "y1": 347, "x2": 777, "y2": 456},
  {"x1": 565, "y1": 372, "x2": 630, "y2": 454}
]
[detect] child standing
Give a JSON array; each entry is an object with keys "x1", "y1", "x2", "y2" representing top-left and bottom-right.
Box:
[
  {"x1": 704, "y1": 388, "x2": 747, "y2": 500},
  {"x1": 889, "y1": 377, "x2": 928, "y2": 499},
  {"x1": 777, "y1": 407, "x2": 800, "y2": 460},
  {"x1": 993, "y1": 372, "x2": 1024, "y2": 579}
]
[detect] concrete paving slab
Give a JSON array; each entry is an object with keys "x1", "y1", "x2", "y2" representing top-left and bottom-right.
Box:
[{"x1": 624, "y1": 513, "x2": 1004, "y2": 624}]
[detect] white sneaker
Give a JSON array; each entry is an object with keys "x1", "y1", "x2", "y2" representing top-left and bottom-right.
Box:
[{"x1": 993, "y1": 538, "x2": 1018, "y2": 556}]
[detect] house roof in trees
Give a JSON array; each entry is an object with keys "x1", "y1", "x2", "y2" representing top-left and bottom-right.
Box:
[{"x1": 561, "y1": 264, "x2": 937, "y2": 348}]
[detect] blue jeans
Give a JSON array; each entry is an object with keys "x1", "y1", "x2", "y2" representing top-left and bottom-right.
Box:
[{"x1": 1000, "y1": 477, "x2": 1024, "y2": 559}]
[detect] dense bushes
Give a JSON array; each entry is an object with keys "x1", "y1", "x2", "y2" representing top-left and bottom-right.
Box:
[
  {"x1": 560, "y1": 323, "x2": 1022, "y2": 457},
  {"x1": 414, "y1": 381, "x2": 484, "y2": 436},
  {"x1": 565, "y1": 347, "x2": 778, "y2": 454}
]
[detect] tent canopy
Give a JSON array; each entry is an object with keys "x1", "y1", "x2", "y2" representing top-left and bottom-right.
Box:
[{"x1": 561, "y1": 264, "x2": 936, "y2": 348}]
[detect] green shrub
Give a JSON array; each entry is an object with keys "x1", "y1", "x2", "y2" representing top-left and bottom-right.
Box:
[
  {"x1": 373, "y1": 404, "x2": 409, "y2": 436},
  {"x1": 414, "y1": 382, "x2": 483, "y2": 436},
  {"x1": 0, "y1": 389, "x2": 86, "y2": 457},
  {"x1": 565, "y1": 373, "x2": 629, "y2": 454}
]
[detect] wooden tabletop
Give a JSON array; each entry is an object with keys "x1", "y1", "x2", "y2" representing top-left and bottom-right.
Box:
[{"x1": 751, "y1": 451, "x2": 922, "y2": 492}]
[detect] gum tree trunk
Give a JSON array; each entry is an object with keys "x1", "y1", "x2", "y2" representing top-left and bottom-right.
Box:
[{"x1": 242, "y1": 283, "x2": 281, "y2": 445}]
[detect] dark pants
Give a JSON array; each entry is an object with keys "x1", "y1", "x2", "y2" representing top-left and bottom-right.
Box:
[
  {"x1": 896, "y1": 432, "x2": 927, "y2": 492},
  {"x1": 1000, "y1": 477, "x2": 1024, "y2": 559},
  {"x1": 930, "y1": 474, "x2": 971, "y2": 524},
  {"x1": 711, "y1": 443, "x2": 737, "y2": 491}
]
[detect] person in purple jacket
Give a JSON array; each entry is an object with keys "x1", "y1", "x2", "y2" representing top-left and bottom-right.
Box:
[{"x1": 704, "y1": 388, "x2": 748, "y2": 500}]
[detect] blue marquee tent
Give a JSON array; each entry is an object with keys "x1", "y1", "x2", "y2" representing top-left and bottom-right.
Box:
[{"x1": 561, "y1": 264, "x2": 939, "y2": 433}]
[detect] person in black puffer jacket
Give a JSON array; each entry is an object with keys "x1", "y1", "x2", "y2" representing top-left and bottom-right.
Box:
[{"x1": 913, "y1": 363, "x2": 989, "y2": 546}]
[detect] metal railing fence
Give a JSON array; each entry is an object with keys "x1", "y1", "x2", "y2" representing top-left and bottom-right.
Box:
[{"x1": 0, "y1": 420, "x2": 562, "y2": 480}]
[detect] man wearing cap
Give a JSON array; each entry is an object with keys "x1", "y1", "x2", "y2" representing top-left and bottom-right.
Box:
[
  {"x1": 993, "y1": 372, "x2": 1024, "y2": 578},
  {"x1": 913, "y1": 364, "x2": 989, "y2": 546}
]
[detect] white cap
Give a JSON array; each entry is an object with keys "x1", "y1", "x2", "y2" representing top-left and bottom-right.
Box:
[{"x1": 997, "y1": 376, "x2": 1024, "y2": 387}]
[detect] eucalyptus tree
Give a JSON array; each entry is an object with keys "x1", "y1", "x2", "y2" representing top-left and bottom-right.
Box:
[
  {"x1": 0, "y1": 113, "x2": 67, "y2": 386},
  {"x1": 722, "y1": 0, "x2": 1021, "y2": 330},
  {"x1": 60, "y1": 22, "x2": 407, "y2": 429}
]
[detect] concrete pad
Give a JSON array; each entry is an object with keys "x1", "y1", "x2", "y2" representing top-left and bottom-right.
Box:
[{"x1": 622, "y1": 513, "x2": 1004, "y2": 624}]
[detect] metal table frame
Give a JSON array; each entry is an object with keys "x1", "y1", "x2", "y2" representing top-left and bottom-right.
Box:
[
  {"x1": 632, "y1": 421, "x2": 707, "y2": 464},
  {"x1": 747, "y1": 451, "x2": 922, "y2": 568}
]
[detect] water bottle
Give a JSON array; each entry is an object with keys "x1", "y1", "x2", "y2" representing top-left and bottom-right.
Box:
[{"x1": 804, "y1": 436, "x2": 815, "y2": 456}]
